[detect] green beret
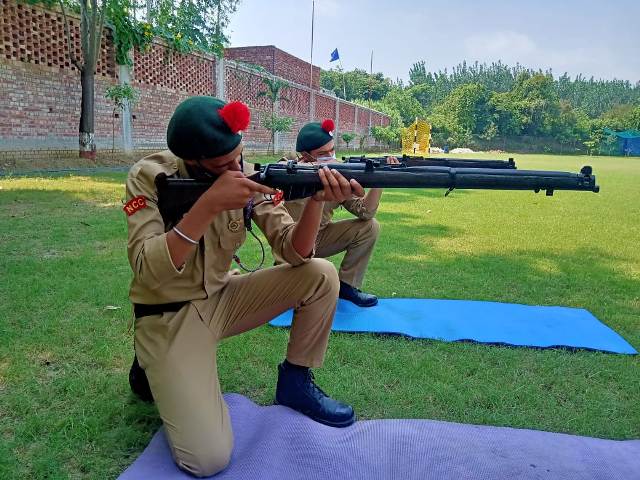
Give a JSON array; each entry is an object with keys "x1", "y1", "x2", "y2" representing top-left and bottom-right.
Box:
[
  {"x1": 167, "y1": 96, "x2": 250, "y2": 160},
  {"x1": 296, "y1": 119, "x2": 335, "y2": 153}
]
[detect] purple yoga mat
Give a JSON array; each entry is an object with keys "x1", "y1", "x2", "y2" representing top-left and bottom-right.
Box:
[{"x1": 119, "y1": 394, "x2": 639, "y2": 480}]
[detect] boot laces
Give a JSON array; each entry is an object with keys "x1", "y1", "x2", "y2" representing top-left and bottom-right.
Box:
[{"x1": 306, "y1": 370, "x2": 329, "y2": 398}]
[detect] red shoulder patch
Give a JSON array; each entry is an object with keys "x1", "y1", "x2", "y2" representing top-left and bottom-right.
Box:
[
  {"x1": 272, "y1": 190, "x2": 284, "y2": 206},
  {"x1": 123, "y1": 195, "x2": 148, "y2": 216}
]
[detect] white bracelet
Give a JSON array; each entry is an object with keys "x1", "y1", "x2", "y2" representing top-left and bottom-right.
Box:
[{"x1": 173, "y1": 226, "x2": 199, "y2": 245}]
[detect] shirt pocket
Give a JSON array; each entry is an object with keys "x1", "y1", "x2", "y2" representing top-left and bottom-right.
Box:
[{"x1": 206, "y1": 211, "x2": 246, "y2": 272}]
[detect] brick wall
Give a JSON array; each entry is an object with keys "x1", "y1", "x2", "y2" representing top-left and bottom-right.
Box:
[
  {"x1": 225, "y1": 46, "x2": 321, "y2": 90},
  {"x1": 0, "y1": 59, "x2": 118, "y2": 151},
  {"x1": 1, "y1": 0, "x2": 116, "y2": 76},
  {"x1": 0, "y1": 0, "x2": 389, "y2": 166},
  {"x1": 273, "y1": 48, "x2": 320, "y2": 90},
  {"x1": 338, "y1": 102, "x2": 356, "y2": 134},
  {"x1": 129, "y1": 43, "x2": 217, "y2": 149},
  {"x1": 132, "y1": 43, "x2": 215, "y2": 94}
]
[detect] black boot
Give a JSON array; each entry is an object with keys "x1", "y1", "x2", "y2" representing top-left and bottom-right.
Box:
[
  {"x1": 275, "y1": 361, "x2": 355, "y2": 428},
  {"x1": 129, "y1": 355, "x2": 154, "y2": 403},
  {"x1": 339, "y1": 281, "x2": 378, "y2": 307}
]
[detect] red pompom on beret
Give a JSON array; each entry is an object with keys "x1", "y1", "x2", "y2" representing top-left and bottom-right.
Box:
[
  {"x1": 321, "y1": 118, "x2": 335, "y2": 133},
  {"x1": 219, "y1": 101, "x2": 251, "y2": 134}
]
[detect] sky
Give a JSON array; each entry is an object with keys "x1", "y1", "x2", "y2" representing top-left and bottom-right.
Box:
[{"x1": 227, "y1": 0, "x2": 640, "y2": 84}]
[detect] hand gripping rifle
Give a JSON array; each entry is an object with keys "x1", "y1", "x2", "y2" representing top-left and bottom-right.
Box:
[
  {"x1": 155, "y1": 160, "x2": 599, "y2": 226},
  {"x1": 343, "y1": 154, "x2": 517, "y2": 169}
]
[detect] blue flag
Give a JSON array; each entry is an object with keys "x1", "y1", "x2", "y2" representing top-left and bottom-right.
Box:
[{"x1": 330, "y1": 48, "x2": 339, "y2": 62}]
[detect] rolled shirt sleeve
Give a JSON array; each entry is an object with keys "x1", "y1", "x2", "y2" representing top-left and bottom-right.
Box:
[
  {"x1": 251, "y1": 194, "x2": 312, "y2": 266},
  {"x1": 341, "y1": 196, "x2": 378, "y2": 220}
]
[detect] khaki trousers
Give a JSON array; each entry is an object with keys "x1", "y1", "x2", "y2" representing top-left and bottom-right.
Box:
[
  {"x1": 134, "y1": 259, "x2": 338, "y2": 477},
  {"x1": 314, "y1": 218, "x2": 380, "y2": 288}
]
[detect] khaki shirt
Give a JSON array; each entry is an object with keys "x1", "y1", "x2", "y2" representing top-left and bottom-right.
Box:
[
  {"x1": 125, "y1": 151, "x2": 308, "y2": 306},
  {"x1": 277, "y1": 156, "x2": 378, "y2": 228}
]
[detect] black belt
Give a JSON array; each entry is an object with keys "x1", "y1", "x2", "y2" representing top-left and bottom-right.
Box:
[{"x1": 133, "y1": 301, "x2": 188, "y2": 319}]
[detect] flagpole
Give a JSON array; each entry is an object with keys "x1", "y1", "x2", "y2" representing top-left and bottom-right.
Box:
[
  {"x1": 309, "y1": 0, "x2": 315, "y2": 90},
  {"x1": 368, "y1": 49, "x2": 373, "y2": 108},
  {"x1": 368, "y1": 50, "x2": 373, "y2": 140},
  {"x1": 338, "y1": 58, "x2": 346, "y2": 99}
]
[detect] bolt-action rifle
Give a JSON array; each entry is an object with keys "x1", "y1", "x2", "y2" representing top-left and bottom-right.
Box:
[{"x1": 155, "y1": 160, "x2": 599, "y2": 227}]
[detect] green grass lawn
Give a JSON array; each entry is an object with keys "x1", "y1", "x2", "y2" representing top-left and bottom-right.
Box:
[{"x1": 1, "y1": 152, "x2": 638, "y2": 478}]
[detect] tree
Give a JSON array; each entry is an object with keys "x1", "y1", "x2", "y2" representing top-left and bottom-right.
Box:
[
  {"x1": 371, "y1": 125, "x2": 399, "y2": 148},
  {"x1": 408, "y1": 60, "x2": 429, "y2": 86},
  {"x1": 105, "y1": 83, "x2": 139, "y2": 151},
  {"x1": 488, "y1": 91, "x2": 521, "y2": 136},
  {"x1": 508, "y1": 72, "x2": 560, "y2": 136},
  {"x1": 407, "y1": 83, "x2": 437, "y2": 111},
  {"x1": 631, "y1": 105, "x2": 640, "y2": 130},
  {"x1": 258, "y1": 77, "x2": 293, "y2": 154},
  {"x1": 358, "y1": 134, "x2": 368, "y2": 150},
  {"x1": 600, "y1": 104, "x2": 638, "y2": 130},
  {"x1": 341, "y1": 132, "x2": 356, "y2": 149},
  {"x1": 147, "y1": 0, "x2": 240, "y2": 56},
  {"x1": 261, "y1": 115, "x2": 294, "y2": 154},
  {"x1": 380, "y1": 87, "x2": 425, "y2": 126},
  {"x1": 28, "y1": 0, "x2": 108, "y2": 158},
  {"x1": 360, "y1": 100, "x2": 404, "y2": 148},
  {"x1": 429, "y1": 83, "x2": 491, "y2": 147},
  {"x1": 400, "y1": 58, "x2": 640, "y2": 151},
  {"x1": 552, "y1": 101, "x2": 590, "y2": 150},
  {"x1": 406, "y1": 59, "x2": 640, "y2": 120},
  {"x1": 320, "y1": 68, "x2": 392, "y2": 101}
]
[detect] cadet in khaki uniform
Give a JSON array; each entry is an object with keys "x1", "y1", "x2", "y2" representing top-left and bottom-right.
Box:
[
  {"x1": 274, "y1": 120, "x2": 398, "y2": 307},
  {"x1": 124, "y1": 97, "x2": 365, "y2": 477}
]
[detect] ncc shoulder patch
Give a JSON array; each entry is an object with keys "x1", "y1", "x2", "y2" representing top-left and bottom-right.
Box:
[{"x1": 123, "y1": 195, "x2": 148, "y2": 216}]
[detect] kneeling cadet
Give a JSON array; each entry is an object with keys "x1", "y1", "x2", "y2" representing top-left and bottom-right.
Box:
[
  {"x1": 124, "y1": 97, "x2": 362, "y2": 477},
  {"x1": 274, "y1": 120, "x2": 397, "y2": 307}
]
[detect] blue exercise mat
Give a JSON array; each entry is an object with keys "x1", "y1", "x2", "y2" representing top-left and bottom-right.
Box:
[{"x1": 269, "y1": 299, "x2": 636, "y2": 355}]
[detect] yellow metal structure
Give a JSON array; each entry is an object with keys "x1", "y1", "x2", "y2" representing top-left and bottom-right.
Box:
[{"x1": 401, "y1": 119, "x2": 431, "y2": 155}]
